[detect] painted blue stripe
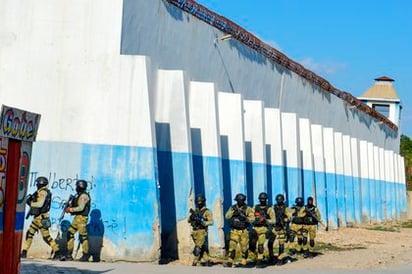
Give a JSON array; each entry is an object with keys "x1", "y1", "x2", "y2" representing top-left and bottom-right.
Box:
[
  {"x1": 325, "y1": 173, "x2": 338, "y2": 229},
  {"x1": 15, "y1": 212, "x2": 25, "y2": 231},
  {"x1": 269, "y1": 165, "x2": 285, "y2": 201},
  {"x1": 369, "y1": 179, "x2": 377, "y2": 222},
  {"x1": 336, "y1": 174, "x2": 346, "y2": 226},
  {"x1": 285, "y1": 167, "x2": 300, "y2": 207},
  {"x1": 302, "y1": 169, "x2": 314, "y2": 199},
  {"x1": 79, "y1": 145, "x2": 158, "y2": 248},
  {"x1": 343, "y1": 175, "x2": 355, "y2": 224},
  {"x1": 352, "y1": 177, "x2": 362, "y2": 224},
  {"x1": 228, "y1": 159, "x2": 246, "y2": 199},
  {"x1": 360, "y1": 178, "x2": 371, "y2": 222},
  {"x1": 202, "y1": 156, "x2": 223, "y2": 247},
  {"x1": 249, "y1": 163, "x2": 266, "y2": 204},
  {"x1": 313, "y1": 170, "x2": 327, "y2": 224},
  {"x1": 376, "y1": 180, "x2": 383, "y2": 222}
]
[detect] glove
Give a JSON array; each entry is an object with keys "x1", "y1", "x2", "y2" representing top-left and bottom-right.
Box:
[{"x1": 65, "y1": 207, "x2": 71, "y2": 213}]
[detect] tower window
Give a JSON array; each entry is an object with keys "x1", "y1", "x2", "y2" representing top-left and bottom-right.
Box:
[{"x1": 372, "y1": 104, "x2": 390, "y2": 117}]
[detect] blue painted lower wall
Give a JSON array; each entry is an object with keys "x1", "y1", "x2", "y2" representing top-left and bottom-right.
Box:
[{"x1": 24, "y1": 141, "x2": 406, "y2": 260}]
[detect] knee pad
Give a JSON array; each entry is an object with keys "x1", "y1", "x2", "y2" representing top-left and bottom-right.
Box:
[
  {"x1": 80, "y1": 233, "x2": 88, "y2": 243},
  {"x1": 193, "y1": 246, "x2": 201, "y2": 257},
  {"x1": 258, "y1": 244, "x2": 264, "y2": 254},
  {"x1": 310, "y1": 239, "x2": 315, "y2": 248},
  {"x1": 297, "y1": 238, "x2": 303, "y2": 245},
  {"x1": 289, "y1": 235, "x2": 295, "y2": 243},
  {"x1": 302, "y1": 237, "x2": 308, "y2": 246}
]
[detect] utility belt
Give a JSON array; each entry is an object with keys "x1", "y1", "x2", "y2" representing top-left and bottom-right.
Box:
[{"x1": 291, "y1": 217, "x2": 305, "y2": 224}]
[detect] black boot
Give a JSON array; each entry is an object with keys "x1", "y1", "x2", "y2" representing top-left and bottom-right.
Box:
[
  {"x1": 79, "y1": 253, "x2": 90, "y2": 262},
  {"x1": 21, "y1": 250, "x2": 27, "y2": 259}
]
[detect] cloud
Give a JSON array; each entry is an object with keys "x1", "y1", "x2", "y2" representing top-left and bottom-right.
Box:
[{"x1": 298, "y1": 57, "x2": 346, "y2": 76}]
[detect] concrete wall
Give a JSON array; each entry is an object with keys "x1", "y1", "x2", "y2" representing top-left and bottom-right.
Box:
[{"x1": 0, "y1": 0, "x2": 407, "y2": 261}]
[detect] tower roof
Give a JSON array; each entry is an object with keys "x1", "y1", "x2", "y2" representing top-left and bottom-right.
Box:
[{"x1": 360, "y1": 76, "x2": 399, "y2": 100}]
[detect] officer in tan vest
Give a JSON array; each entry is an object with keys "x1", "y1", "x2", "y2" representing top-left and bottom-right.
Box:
[{"x1": 22, "y1": 176, "x2": 60, "y2": 259}]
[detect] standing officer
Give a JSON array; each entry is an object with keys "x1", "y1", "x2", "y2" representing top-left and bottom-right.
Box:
[
  {"x1": 187, "y1": 194, "x2": 214, "y2": 266},
  {"x1": 60, "y1": 179, "x2": 91, "y2": 262},
  {"x1": 250, "y1": 192, "x2": 274, "y2": 268},
  {"x1": 21, "y1": 176, "x2": 60, "y2": 259},
  {"x1": 288, "y1": 197, "x2": 308, "y2": 257},
  {"x1": 267, "y1": 193, "x2": 292, "y2": 265},
  {"x1": 224, "y1": 193, "x2": 254, "y2": 268},
  {"x1": 304, "y1": 196, "x2": 322, "y2": 257}
]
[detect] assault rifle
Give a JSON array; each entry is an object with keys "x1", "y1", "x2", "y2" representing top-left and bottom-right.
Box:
[
  {"x1": 306, "y1": 207, "x2": 328, "y2": 231},
  {"x1": 189, "y1": 208, "x2": 204, "y2": 228},
  {"x1": 58, "y1": 195, "x2": 74, "y2": 223},
  {"x1": 233, "y1": 207, "x2": 248, "y2": 221}
]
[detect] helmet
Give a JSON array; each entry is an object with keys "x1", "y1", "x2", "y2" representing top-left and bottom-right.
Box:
[
  {"x1": 275, "y1": 194, "x2": 285, "y2": 204},
  {"x1": 35, "y1": 176, "x2": 49, "y2": 189},
  {"x1": 76, "y1": 180, "x2": 88, "y2": 193},
  {"x1": 307, "y1": 196, "x2": 314, "y2": 203},
  {"x1": 258, "y1": 192, "x2": 268, "y2": 200},
  {"x1": 234, "y1": 193, "x2": 246, "y2": 202},
  {"x1": 195, "y1": 194, "x2": 206, "y2": 204},
  {"x1": 295, "y1": 197, "x2": 304, "y2": 207}
]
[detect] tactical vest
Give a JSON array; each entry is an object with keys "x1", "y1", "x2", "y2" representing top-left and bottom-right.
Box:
[
  {"x1": 190, "y1": 207, "x2": 208, "y2": 230},
  {"x1": 31, "y1": 188, "x2": 52, "y2": 216},
  {"x1": 71, "y1": 192, "x2": 91, "y2": 216},
  {"x1": 274, "y1": 204, "x2": 286, "y2": 229},
  {"x1": 305, "y1": 205, "x2": 319, "y2": 225},
  {"x1": 229, "y1": 205, "x2": 249, "y2": 229},
  {"x1": 291, "y1": 206, "x2": 306, "y2": 224}
]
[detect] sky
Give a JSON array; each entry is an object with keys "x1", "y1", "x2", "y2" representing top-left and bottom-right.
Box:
[{"x1": 195, "y1": 0, "x2": 412, "y2": 137}]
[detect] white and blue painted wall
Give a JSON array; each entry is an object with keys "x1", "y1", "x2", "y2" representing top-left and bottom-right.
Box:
[{"x1": 0, "y1": 0, "x2": 407, "y2": 261}]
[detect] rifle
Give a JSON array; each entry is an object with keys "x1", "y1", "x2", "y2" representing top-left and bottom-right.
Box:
[
  {"x1": 306, "y1": 207, "x2": 328, "y2": 231},
  {"x1": 189, "y1": 208, "x2": 204, "y2": 229},
  {"x1": 25, "y1": 193, "x2": 39, "y2": 219},
  {"x1": 58, "y1": 195, "x2": 74, "y2": 223}
]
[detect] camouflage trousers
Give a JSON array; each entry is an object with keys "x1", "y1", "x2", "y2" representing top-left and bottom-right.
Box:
[
  {"x1": 227, "y1": 228, "x2": 249, "y2": 264},
  {"x1": 67, "y1": 215, "x2": 89, "y2": 255},
  {"x1": 289, "y1": 223, "x2": 308, "y2": 252},
  {"x1": 23, "y1": 213, "x2": 59, "y2": 252},
  {"x1": 250, "y1": 226, "x2": 268, "y2": 260},
  {"x1": 305, "y1": 224, "x2": 317, "y2": 251},
  {"x1": 190, "y1": 229, "x2": 209, "y2": 264},
  {"x1": 267, "y1": 227, "x2": 288, "y2": 259}
]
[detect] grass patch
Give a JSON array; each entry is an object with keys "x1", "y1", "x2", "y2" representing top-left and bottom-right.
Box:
[
  {"x1": 315, "y1": 242, "x2": 366, "y2": 252},
  {"x1": 365, "y1": 225, "x2": 399, "y2": 232},
  {"x1": 400, "y1": 220, "x2": 412, "y2": 228}
]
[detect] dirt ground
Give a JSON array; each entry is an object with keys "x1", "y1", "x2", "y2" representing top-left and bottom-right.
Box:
[
  {"x1": 279, "y1": 222, "x2": 412, "y2": 270},
  {"x1": 174, "y1": 221, "x2": 412, "y2": 270}
]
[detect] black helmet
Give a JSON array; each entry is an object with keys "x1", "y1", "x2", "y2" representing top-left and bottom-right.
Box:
[
  {"x1": 275, "y1": 194, "x2": 285, "y2": 204},
  {"x1": 307, "y1": 196, "x2": 314, "y2": 203},
  {"x1": 295, "y1": 197, "x2": 304, "y2": 207},
  {"x1": 234, "y1": 193, "x2": 246, "y2": 202},
  {"x1": 195, "y1": 194, "x2": 206, "y2": 203},
  {"x1": 258, "y1": 192, "x2": 268, "y2": 200},
  {"x1": 76, "y1": 180, "x2": 88, "y2": 193},
  {"x1": 35, "y1": 176, "x2": 49, "y2": 189}
]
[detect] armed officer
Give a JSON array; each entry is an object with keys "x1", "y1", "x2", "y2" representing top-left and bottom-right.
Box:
[
  {"x1": 250, "y1": 192, "x2": 275, "y2": 268},
  {"x1": 224, "y1": 193, "x2": 254, "y2": 267},
  {"x1": 187, "y1": 194, "x2": 214, "y2": 266},
  {"x1": 289, "y1": 197, "x2": 308, "y2": 257},
  {"x1": 304, "y1": 196, "x2": 322, "y2": 257},
  {"x1": 22, "y1": 176, "x2": 60, "y2": 259},
  {"x1": 267, "y1": 193, "x2": 292, "y2": 265},
  {"x1": 60, "y1": 179, "x2": 91, "y2": 262}
]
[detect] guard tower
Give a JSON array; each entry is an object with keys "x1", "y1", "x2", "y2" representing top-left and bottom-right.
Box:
[{"x1": 358, "y1": 76, "x2": 402, "y2": 127}]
